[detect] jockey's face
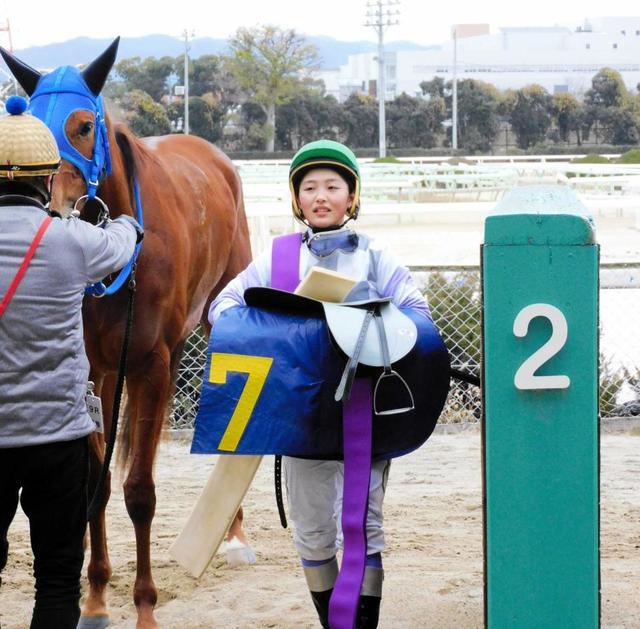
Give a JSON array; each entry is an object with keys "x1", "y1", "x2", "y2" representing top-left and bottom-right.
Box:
[{"x1": 297, "y1": 168, "x2": 354, "y2": 229}]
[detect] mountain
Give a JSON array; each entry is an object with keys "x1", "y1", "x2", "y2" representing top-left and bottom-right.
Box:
[{"x1": 5, "y1": 34, "x2": 434, "y2": 72}]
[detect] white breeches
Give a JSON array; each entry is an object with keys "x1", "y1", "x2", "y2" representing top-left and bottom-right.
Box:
[{"x1": 283, "y1": 456, "x2": 390, "y2": 561}]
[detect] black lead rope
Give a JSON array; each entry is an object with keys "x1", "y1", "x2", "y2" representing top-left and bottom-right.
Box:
[
  {"x1": 272, "y1": 366, "x2": 480, "y2": 529},
  {"x1": 87, "y1": 266, "x2": 137, "y2": 521}
]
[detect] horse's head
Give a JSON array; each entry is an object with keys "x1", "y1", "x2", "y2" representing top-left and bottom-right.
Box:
[{"x1": 0, "y1": 38, "x2": 119, "y2": 215}]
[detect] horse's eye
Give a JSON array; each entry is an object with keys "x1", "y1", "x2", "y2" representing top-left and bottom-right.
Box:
[{"x1": 79, "y1": 121, "x2": 94, "y2": 137}]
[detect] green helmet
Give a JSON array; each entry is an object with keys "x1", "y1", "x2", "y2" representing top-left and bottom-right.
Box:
[{"x1": 289, "y1": 139, "x2": 361, "y2": 221}]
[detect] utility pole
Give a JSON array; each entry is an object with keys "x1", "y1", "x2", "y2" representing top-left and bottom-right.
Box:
[
  {"x1": 182, "y1": 29, "x2": 194, "y2": 135},
  {"x1": 365, "y1": 0, "x2": 400, "y2": 159},
  {"x1": 0, "y1": 19, "x2": 18, "y2": 94},
  {"x1": 0, "y1": 18, "x2": 13, "y2": 52},
  {"x1": 452, "y1": 26, "x2": 458, "y2": 151}
]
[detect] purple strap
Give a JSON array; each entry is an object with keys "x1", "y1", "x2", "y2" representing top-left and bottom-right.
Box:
[
  {"x1": 271, "y1": 231, "x2": 373, "y2": 629},
  {"x1": 271, "y1": 232, "x2": 302, "y2": 292},
  {"x1": 328, "y1": 378, "x2": 372, "y2": 629}
]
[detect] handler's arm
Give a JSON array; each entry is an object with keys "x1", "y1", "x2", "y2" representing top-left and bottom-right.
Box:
[{"x1": 67, "y1": 216, "x2": 139, "y2": 284}]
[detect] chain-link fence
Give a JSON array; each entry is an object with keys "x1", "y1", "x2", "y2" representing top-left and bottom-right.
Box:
[{"x1": 170, "y1": 263, "x2": 640, "y2": 429}]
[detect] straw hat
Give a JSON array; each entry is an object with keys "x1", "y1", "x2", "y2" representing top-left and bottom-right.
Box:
[{"x1": 0, "y1": 95, "x2": 60, "y2": 179}]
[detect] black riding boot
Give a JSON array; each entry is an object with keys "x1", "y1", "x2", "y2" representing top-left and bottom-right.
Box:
[
  {"x1": 310, "y1": 589, "x2": 333, "y2": 629},
  {"x1": 356, "y1": 595, "x2": 381, "y2": 629}
]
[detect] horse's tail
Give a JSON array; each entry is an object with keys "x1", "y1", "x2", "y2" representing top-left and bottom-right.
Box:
[{"x1": 116, "y1": 394, "x2": 132, "y2": 473}]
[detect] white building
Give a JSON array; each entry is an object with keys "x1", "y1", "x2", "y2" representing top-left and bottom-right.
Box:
[{"x1": 318, "y1": 17, "x2": 640, "y2": 101}]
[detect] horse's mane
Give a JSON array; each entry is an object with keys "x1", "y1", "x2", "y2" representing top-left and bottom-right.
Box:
[{"x1": 112, "y1": 122, "x2": 157, "y2": 187}]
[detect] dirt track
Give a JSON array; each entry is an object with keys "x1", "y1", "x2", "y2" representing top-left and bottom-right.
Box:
[{"x1": 2, "y1": 429, "x2": 639, "y2": 628}]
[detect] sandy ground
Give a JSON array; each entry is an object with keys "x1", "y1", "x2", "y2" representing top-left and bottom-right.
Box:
[{"x1": 1, "y1": 428, "x2": 639, "y2": 629}]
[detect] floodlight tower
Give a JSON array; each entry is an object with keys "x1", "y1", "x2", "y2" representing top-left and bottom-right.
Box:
[
  {"x1": 365, "y1": 0, "x2": 400, "y2": 158},
  {"x1": 0, "y1": 19, "x2": 17, "y2": 95},
  {"x1": 0, "y1": 18, "x2": 13, "y2": 52},
  {"x1": 182, "y1": 29, "x2": 195, "y2": 135},
  {"x1": 452, "y1": 26, "x2": 458, "y2": 151}
]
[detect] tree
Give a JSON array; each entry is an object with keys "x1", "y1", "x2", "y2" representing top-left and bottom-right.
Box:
[
  {"x1": 585, "y1": 68, "x2": 629, "y2": 109},
  {"x1": 419, "y1": 77, "x2": 445, "y2": 100},
  {"x1": 189, "y1": 55, "x2": 228, "y2": 97},
  {"x1": 503, "y1": 85, "x2": 553, "y2": 149},
  {"x1": 121, "y1": 89, "x2": 172, "y2": 137},
  {"x1": 448, "y1": 79, "x2": 501, "y2": 152},
  {"x1": 602, "y1": 104, "x2": 640, "y2": 145},
  {"x1": 584, "y1": 69, "x2": 639, "y2": 145},
  {"x1": 386, "y1": 92, "x2": 444, "y2": 148},
  {"x1": 235, "y1": 101, "x2": 269, "y2": 151},
  {"x1": 167, "y1": 95, "x2": 225, "y2": 143},
  {"x1": 275, "y1": 88, "x2": 343, "y2": 150},
  {"x1": 226, "y1": 25, "x2": 319, "y2": 152},
  {"x1": 115, "y1": 56, "x2": 175, "y2": 102},
  {"x1": 340, "y1": 93, "x2": 379, "y2": 148},
  {"x1": 552, "y1": 93, "x2": 585, "y2": 144}
]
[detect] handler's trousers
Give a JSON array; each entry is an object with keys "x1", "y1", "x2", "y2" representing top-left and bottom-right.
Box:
[{"x1": 0, "y1": 437, "x2": 89, "y2": 629}]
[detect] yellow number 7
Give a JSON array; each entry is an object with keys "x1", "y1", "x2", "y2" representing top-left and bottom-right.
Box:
[{"x1": 209, "y1": 352, "x2": 274, "y2": 452}]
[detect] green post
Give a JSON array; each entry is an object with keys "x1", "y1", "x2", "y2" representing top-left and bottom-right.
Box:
[{"x1": 482, "y1": 186, "x2": 600, "y2": 628}]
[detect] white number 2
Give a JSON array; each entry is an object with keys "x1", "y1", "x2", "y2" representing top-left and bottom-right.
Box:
[{"x1": 513, "y1": 303, "x2": 571, "y2": 390}]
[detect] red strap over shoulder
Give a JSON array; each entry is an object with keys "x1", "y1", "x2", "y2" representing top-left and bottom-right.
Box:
[{"x1": 0, "y1": 215, "x2": 53, "y2": 319}]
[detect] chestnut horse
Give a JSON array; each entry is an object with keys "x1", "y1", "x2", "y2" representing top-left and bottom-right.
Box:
[{"x1": 1, "y1": 39, "x2": 253, "y2": 628}]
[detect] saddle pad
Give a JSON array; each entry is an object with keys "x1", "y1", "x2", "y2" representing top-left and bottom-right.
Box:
[{"x1": 191, "y1": 304, "x2": 450, "y2": 460}]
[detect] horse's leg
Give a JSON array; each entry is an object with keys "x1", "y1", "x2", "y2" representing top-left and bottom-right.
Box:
[
  {"x1": 226, "y1": 507, "x2": 246, "y2": 543},
  {"x1": 122, "y1": 349, "x2": 171, "y2": 629},
  {"x1": 80, "y1": 372, "x2": 115, "y2": 624}
]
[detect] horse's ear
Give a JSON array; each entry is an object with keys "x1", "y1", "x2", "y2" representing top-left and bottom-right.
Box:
[
  {"x1": 0, "y1": 47, "x2": 42, "y2": 96},
  {"x1": 82, "y1": 37, "x2": 120, "y2": 96}
]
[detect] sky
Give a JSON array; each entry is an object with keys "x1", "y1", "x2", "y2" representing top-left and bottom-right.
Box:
[{"x1": 1, "y1": 0, "x2": 639, "y2": 50}]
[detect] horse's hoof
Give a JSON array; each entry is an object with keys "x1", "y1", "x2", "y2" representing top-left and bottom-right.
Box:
[
  {"x1": 77, "y1": 615, "x2": 110, "y2": 629},
  {"x1": 225, "y1": 537, "x2": 257, "y2": 567}
]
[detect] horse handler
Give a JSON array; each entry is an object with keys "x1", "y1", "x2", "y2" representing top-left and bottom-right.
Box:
[
  {"x1": 209, "y1": 140, "x2": 433, "y2": 628},
  {"x1": 0, "y1": 96, "x2": 142, "y2": 629}
]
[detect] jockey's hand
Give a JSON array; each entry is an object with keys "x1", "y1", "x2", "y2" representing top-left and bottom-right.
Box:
[{"x1": 115, "y1": 215, "x2": 144, "y2": 244}]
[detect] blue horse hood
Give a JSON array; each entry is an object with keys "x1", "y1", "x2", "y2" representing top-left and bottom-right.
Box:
[{"x1": 29, "y1": 65, "x2": 112, "y2": 197}]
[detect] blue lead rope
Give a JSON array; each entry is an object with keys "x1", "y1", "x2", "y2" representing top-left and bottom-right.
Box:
[{"x1": 85, "y1": 179, "x2": 144, "y2": 297}]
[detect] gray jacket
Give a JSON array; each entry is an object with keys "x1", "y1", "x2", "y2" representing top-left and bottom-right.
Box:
[{"x1": 0, "y1": 201, "x2": 137, "y2": 447}]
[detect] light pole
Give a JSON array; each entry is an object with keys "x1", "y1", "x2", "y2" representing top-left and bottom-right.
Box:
[
  {"x1": 365, "y1": 0, "x2": 399, "y2": 159},
  {"x1": 0, "y1": 19, "x2": 17, "y2": 94},
  {"x1": 182, "y1": 29, "x2": 194, "y2": 135},
  {"x1": 452, "y1": 26, "x2": 458, "y2": 151}
]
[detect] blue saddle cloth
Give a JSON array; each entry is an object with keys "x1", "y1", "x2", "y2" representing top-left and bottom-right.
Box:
[{"x1": 191, "y1": 301, "x2": 450, "y2": 460}]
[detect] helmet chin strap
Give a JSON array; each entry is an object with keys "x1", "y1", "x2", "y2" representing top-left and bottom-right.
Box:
[{"x1": 308, "y1": 211, "x2": 355, "y2": 233}]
